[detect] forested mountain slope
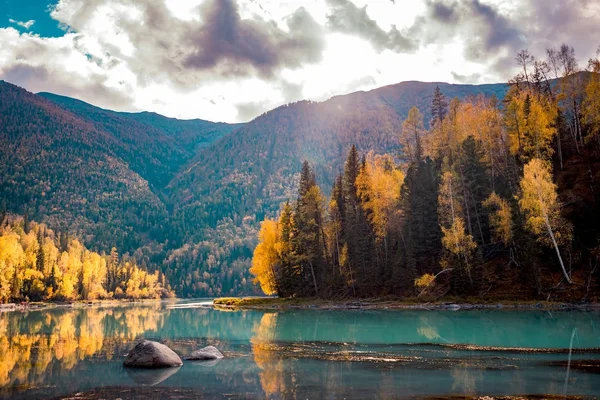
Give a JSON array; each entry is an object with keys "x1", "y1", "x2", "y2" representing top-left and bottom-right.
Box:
[
  {"x1": 164, "y1": 81, "x2": 508, "y2": 296},
  {"x1": 172, "y1": 80, "x2": 508, "y2": 232},
  {"x1": 0, "y1": 81, "x2": 238, "y2": 254},
  {"x1": 0, "y1": 78, "x2": 508, "y2": 298},
  {"x1": 38, "y1": 92, "x2": 238, "y2": 192}
]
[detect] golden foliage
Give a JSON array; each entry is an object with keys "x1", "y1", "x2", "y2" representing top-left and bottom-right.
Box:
[
  {"x1": 483, "y1": 192, "x2": 513, "y2": 245},
  {"x1": 0, "y1": 215, "x2": 171, "y2": 303},
  {"x1": 356, "y1": 153, "x2": 404, "y2": 240},
  {"x1": 519, "y1": 159, "x2": 572, "y2": 246},
  {"x1": 441, "y1": 218, "x2": 477, "y2": 259},
  {"x1": 505, "y1": 89, "x2": 557, "y2": 161},
  {"x1": 582, "y1": 55, "x2": 600, "y2": 143},
  {"x1": 414, "y1": 273, "x2": 435, "y2": 288},
  {"x1": 250, "y1": 219, "x2": 279, "y2": 295}
]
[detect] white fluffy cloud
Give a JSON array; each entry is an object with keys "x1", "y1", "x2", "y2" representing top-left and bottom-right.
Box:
[
  {"x1": 9, "y1": 19, "x2": 36, "y2": 29},
  {"x1": 1, "y1": 0, "x2": 599, "y2": 122}
]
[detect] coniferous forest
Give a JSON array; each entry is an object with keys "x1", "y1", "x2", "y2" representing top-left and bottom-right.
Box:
[{"x1": 251, "y1": 45, "x2": 600, "y2": 302}]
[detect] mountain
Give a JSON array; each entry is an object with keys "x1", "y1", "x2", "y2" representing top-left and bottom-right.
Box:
[
  {"x1": 0, "y1": 79, "x2": 508, "y2": 297},
  {"x1": 165, "y1": 80, "x2": 508, "y2": 296},
  {"x1": 0, "y1": 81, "x2": 238, "y2": 253},
  {"x1": 171, "y1": 80, "x2": 508, "y2": 233},
  {"x1": 38, "y1": 92, "x2": 239, "y2": 193}
]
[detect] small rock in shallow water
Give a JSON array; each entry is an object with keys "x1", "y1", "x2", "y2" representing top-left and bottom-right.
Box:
[
  {"x1": 185, "y1": 345, "x2": 224, "y2": 361},
  {"x1": 123, "y1": 340, "x2": 183, "y2": 368}
]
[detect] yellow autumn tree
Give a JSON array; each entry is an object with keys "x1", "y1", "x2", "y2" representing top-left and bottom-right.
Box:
[
  {"x1": 519, "y1": 158, "x2": 572, "y2": 283},
  {"x1": 356, "y1": 153, "x2": 404, "y2": 241},
  {"x1": 505, "y1": 89, "x2": 557, "y2": 161},
  {"x1": 483, "y1": 192, "x2": 513, "y2": 246},
  {"x1": 438, "y1": 171, "x2": 477, "y2": 277},
  {"x1": 0, "y1": 231, "x2": 24, "y2": 302},
  {"x1": 250, "y1": 218, "x2": 280, "y2": 295},
  {"x1": 582, "y1": 49, "x2": 600, "y2": 144},
  {"x1": 401, "y1": 106, "x2": 428, "y2": 163}
]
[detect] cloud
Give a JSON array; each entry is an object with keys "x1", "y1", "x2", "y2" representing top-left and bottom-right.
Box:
[
  {"x1": 1, "y1": 0, "x2": 600, "y2": 122},
  {"x1": 8, "y1": 19, "x2": 36, "y2": 29},
  {"x1": 406, "y1": 0, "x2": 525, "y2": 80},
  {"x1": 414, "y1": 0, "x2": 524, "y2": 56},
  {"x1": 325, "y1": 0, "x2": 416, "y2": 53},
  {"x1": 451, "y1": 71, "x2": 482, "y2": 83},
  {"x1": 50, "y1": 0, "x2": 325, "y2": 88},
  {"x1": 183, "y1": 2, "x2": 324, "y2": 78},
  {"x1": 515, "y1": 0, "x2": 600, "y2": 66},
  {"x1": 0, "y1": 27, "x2": 136, "y2": 111}
]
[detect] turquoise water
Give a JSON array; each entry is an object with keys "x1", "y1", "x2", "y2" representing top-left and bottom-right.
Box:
[{"x1": 1, "y1": 300, "x2": 599, "y2": 399}]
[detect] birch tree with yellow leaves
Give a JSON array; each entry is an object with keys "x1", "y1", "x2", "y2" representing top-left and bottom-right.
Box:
[{"x1": 519, "y1": 158, "x2": 572, "y2": 283}]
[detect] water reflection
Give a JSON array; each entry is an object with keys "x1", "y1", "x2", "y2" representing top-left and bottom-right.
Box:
[
  {"x1": 251, "y1": 313, "x2": 286, "y2": 398},
  {"x1": 126, "y1": 366, "x2": 181, "y2": 386},
  {"x1": 0, "y1": 304, "x2": 164, "y2": 390},
  {"x1": 0, "y1": 305, "x2": 599, "y2": 399}
]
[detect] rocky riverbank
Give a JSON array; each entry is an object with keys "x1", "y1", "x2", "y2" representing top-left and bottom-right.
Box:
[{"x1": 213, "y1": 297, "x2": 600, "y2": 311}]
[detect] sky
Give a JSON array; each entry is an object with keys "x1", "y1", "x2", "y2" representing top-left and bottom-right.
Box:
[{"x1": 0, "y1": 0, "x2": 599, "y2": 123}]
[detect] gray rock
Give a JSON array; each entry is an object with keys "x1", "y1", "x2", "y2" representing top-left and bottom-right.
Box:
[
  {"x1": 185, "y1": 345, "x2": 224, "y2": 361},
  {"x1": 123, "y1": 340, "x2": 183, "y2": 368}
]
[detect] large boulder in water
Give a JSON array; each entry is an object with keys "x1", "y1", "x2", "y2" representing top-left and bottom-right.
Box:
[
  {"x1": 124, "y1": 340, "x2": 183, "y2": 368},
  {"x1": 185, "y1": 345, "x2": 224, "y2": 361}
]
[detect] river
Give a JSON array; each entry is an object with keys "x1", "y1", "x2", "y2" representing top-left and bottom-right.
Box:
[{"x1": 1, "y1": 299, "x2": 599, "y2": 399}]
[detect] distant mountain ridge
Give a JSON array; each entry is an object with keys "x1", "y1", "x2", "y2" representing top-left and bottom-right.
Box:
[{"x1": 0, "y1": 78, "x2": 508, "y2": 297}]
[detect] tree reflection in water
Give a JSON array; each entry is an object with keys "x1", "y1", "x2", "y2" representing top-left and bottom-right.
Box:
[{"x1": 0, "y1": 304, "x2": 164, "y2": 389}]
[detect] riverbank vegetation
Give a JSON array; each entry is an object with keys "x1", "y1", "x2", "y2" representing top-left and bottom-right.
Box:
[
  {"x1": 0, "y1": 214, "x2": 174, "y2": 303},
  {"x1": 251, "y1": 45, "x2": 600, "y2": 302}
]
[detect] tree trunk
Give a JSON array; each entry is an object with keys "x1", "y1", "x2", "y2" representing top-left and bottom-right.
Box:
[
  {"x1": 308, "y1": 260, "x2": 319, "y2": 296},
  {"x1": 542, "y1": 209, "x2": 572, "y2": 284}
]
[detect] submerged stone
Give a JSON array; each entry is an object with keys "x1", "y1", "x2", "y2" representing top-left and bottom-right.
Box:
[
  {"x1": 123, "y1": 340, "x2": 183, "y2": 368},
  {"x1": 185, "y1": 345, "x2": 224, "y2": 361}
]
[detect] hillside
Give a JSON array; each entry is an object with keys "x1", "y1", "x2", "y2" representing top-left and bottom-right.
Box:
[
  {"x1": 172, "y1": 80, "x2": 508, "y2": 230},
  {"x1": 0, "y1": 81, "x2": 238, "y2": 253},
  {"x1": 38, "y1": 92, "x2": 239, "y2": 192},
  {"x1": 164, "y1": 81, "x2": 508, "y2": 296},
  {"x1": 0, "y1": 79, "x2": 509, "y2": 297}
]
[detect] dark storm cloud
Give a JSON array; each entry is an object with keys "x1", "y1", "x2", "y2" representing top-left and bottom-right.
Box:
[
  {"x1": 184, "y1": 2, "x2": 324, "y2": 77},
  {"x1": 414, "y1": 0, "x2": 524, "y2": 60},
  {"x1": 406, "y1": 0, "x2": 526, "y2": 80},
  {"x1": 413, "y1": 0, "x2": 600, "y2": 81},
  {"x1": 428, "y1": 1, "x2": 458, "y2": 24},
  {"x1": 325, "y1": 0, "x2": 416, "y2": 52}
]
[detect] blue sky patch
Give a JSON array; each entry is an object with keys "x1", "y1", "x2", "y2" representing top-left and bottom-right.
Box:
[{"x1": 1, "y1": 0, "x2": 64, "y2": 37}]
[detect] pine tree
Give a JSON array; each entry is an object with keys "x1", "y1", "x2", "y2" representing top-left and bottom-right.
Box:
[
  {"x1": 398, "y1": 157, "x2": 441, "y2": 290},
  {"x1": 431, "y1": 86, "x2": 448, "y2": 127},
  {"x1": 342, "y1": 146, "x2": 376, "y2": 296}
]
